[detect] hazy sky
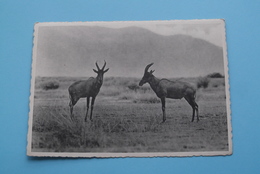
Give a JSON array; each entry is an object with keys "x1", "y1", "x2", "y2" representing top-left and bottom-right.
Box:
[
  {"x1": 34, "y1": 20, "x2": 226, "y2": 78},
  {"x1": 82, "y1": 20, "x2": 224, "y2": 47}
]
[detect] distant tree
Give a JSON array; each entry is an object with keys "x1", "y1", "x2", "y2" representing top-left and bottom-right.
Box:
[{"x1": 207, "y1": 72, "x2": 224, "y2": 78}]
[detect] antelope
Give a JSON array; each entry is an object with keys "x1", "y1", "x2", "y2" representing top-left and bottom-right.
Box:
[
  {"x1": 139, "y1": 63, "x2": 199, "y2": 123},
  {"x1": 68, "y1": 61, "x2": 109, "y2": 122}
]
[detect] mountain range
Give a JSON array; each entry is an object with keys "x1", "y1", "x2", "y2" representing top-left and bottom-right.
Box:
[{"x1": 36, "y1": 26, "x2": 225, "y2": 78}]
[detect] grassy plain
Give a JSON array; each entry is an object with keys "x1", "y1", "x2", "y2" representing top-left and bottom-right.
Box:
[{"x1": 31, "y1": 76, "x2": 229, "y2": 152}]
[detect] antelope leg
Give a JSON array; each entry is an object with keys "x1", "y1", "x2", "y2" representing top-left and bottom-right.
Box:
[
  {"x1": 195, "y1": 102, "x2": 199, "y2": 122},
  {"x1": 161, "y1": 97, "x2": 166, "y2": 123},
  {"x1": 90, "y1": 97, "x2": 96, "y2": 121},
  {"x1": 69, "y1": 100, "x2": 74, "y2": 121},
  {"x1": 192, "y1": 107, "x2": 195, "y2": 122},
  {"x1": 184, "y1": 96, "x2": 196, "y2": 122},
  {"x1": 85, "y1": 97, "x2": 90, "y2": 122}
]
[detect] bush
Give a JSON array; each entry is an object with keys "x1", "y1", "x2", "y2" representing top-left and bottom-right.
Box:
[
  {"x1": 41, "y1": 81, "x2": 60, "y2": 90},
  {"x1": 212, "y1": 84, "x2": 219, "y2": 88},
  {"x1": 207, "y1": 72, "x2": 224, "y2": 78},
  {"x1": 197, "y1": 77, "x2": 210, "y2": 88},
  {"x1": 128, "y1": 83, "x2": 140, "y2": 91}
]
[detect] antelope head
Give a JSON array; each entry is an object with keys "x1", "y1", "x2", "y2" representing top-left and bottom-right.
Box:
[
  {"x1": 139, "y1": 63, "x2": 155, "y2": 86},
  {"x1": 93, "y1": 60, "x2": 109, "y2": 85}
]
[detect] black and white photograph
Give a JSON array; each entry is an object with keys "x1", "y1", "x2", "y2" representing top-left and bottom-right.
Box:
[{"x1": 27, "y1": 19, "x2": 231, "y2": 157}]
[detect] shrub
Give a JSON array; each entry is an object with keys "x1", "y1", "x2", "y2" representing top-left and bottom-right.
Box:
[
  {"x1": 41, "y1": 81, "x2": 60, "y2": 90},
  {"x1": 207, "y1": 72, "x2": 224, "y2": 78},
  {"x1": 128, "y1": 83, "x2": 140, "y2": 91},
  {"x1": 212, "y1": 84, "x2": 219, "y2": 88},
  {"x1": 197, "y1": 77, "x2": 210, "y2": 88}
]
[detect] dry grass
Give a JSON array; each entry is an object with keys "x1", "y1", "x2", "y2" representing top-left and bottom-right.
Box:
[{"x1": 31, "y1": 76, "x2": 228, "y2": 152}]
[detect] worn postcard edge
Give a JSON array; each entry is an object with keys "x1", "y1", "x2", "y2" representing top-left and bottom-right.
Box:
[{"x1": 27, "y1": 19, "x2": 232, "y2": 158}]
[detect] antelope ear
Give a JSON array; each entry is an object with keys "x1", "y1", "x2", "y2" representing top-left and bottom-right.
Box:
[
  {"x1": 93, "y1": 69, "x2": 98, "y2": 73},
  {"x1": 104, "y1": 68, "x2": 109, "y2": 73},
  {"x1": 150, "y1": 70, "x2": 155, "y2": 74}
]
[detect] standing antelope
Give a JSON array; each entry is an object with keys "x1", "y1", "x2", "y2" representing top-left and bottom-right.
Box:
[
  {"x1": 139, "y1": 63, "x2": 199, "y2": 123},
  {"x1": 68, "y1": 61, "x2": 109, "y2": 122}
]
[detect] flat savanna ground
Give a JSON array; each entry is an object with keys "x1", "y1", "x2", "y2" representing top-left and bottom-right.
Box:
[{"x1": 31, "y1": 76, "x2": 229, "y2": 153}]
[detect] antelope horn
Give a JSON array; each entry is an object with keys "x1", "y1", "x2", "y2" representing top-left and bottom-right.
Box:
[
  {"x1": 144, "y1": 63, "x2": 154, "y2": 73},
  {"x1": 101, "y1": 60, "x2": 106, "y2": 70},
  {"x1": 95, "y1": 61, "x2": 100, "y2": 70}
]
